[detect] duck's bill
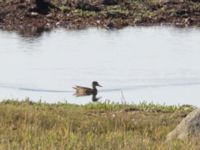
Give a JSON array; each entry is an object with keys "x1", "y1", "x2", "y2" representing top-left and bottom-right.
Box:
[{"x1": 98, "y1": 84, "x2": 102, "y2": 87}]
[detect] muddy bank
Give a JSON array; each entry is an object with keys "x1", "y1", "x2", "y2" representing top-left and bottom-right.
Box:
[{"x1": 0, "y1": 0, "x2": 200, "y2": 36}]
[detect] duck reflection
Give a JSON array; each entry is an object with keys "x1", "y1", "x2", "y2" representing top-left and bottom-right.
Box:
[
  {"x1": 73, "y1": 81, "x2": 102, "y2": 102},
  {"x1": 91, "y1": 93, "x2": 101, "y2": 102}
]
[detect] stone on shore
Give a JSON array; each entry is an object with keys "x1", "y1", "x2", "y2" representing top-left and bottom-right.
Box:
[{"x1": 166, "y1": 108, "x2": 200, "y2": 141}]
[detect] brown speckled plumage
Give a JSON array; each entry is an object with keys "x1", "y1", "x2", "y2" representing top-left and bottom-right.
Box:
[{"x1": 73, "y1": 81, "x2": 102, "y2": 96}]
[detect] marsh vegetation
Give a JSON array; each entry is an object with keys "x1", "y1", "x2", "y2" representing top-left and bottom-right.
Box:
[{"x1": 0, "y1": 100, "x2": 199, "y2": 149}]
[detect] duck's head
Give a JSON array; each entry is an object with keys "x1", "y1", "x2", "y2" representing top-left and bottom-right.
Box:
[{"x1": 92, "y1": 81, "x2": 102, "y2": 87}]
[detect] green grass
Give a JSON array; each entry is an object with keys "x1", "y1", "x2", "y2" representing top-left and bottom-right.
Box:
[{"x1": 0, "y1": 99, "x2": 199, "y2": 150}]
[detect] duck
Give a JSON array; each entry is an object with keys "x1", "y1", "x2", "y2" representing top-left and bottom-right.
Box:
[{"x1": 73, "y1": 81, "x2": 102, "y2": 96}]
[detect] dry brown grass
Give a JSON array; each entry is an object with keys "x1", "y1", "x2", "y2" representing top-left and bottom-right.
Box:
[{"x1": 0, "y1": 100, "x2": 199, "y2": 150}]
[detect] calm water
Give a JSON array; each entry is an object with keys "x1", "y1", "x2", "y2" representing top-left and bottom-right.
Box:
[{"x1": 0, "y1": 27, "x2": 200, "y2": 105}]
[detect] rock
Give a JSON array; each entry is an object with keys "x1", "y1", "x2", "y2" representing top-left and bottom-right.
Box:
[
  {"x1": 35, "y1": 0, "x2": 50, "y2": 14},
  {"x1": 0, "y1": 16, "x2": 2, "y2": 22},
  {"x1": 166, "y1": 108, "x2": 200, "y2": 141},
  {"x1": 46, "y1": 13, "x2": 53, "y2": 18},
  {"x1": 96, "y1": 20, "x2": 101, "y2": 24},
  {"x1": 76, "y1": 2, "x2": 102, "y2": 12},
  {"x1": 56, "y1": 22, "x2": 60, "y2": 26},
  {"x1": 31, "y1": 12, "x2": 38, "y2": 16},
  {"x1": 102, "y1": 0, "x2": 119, "y2": 5},
  {"x1": 35, "y1": 0, "x2": 60, "y2": 14},
  {"x1": 191, "y1": 0, "x2": 200, "y2": 2}
]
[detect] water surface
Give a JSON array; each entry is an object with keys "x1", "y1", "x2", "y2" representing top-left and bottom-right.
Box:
[{"x1": 0, "y1": 27, "x2": 200, "y2": 105}]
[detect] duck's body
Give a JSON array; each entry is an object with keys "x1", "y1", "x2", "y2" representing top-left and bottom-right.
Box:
[
  {"x1": 73, "y1": 86, "x2": 96, "y2": 96},
  {"x1": 73, "y1": 81, "x2": 102, "y2": 96}
]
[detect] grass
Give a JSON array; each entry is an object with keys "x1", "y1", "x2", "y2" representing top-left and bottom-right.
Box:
[{"x1": 0, "y1": 99, "x2": 199, "y2": 150}]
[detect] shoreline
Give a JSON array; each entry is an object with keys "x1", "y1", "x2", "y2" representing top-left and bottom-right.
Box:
[{"x1": 0, "y1": 0, "x2": 200, "y2": 36}]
